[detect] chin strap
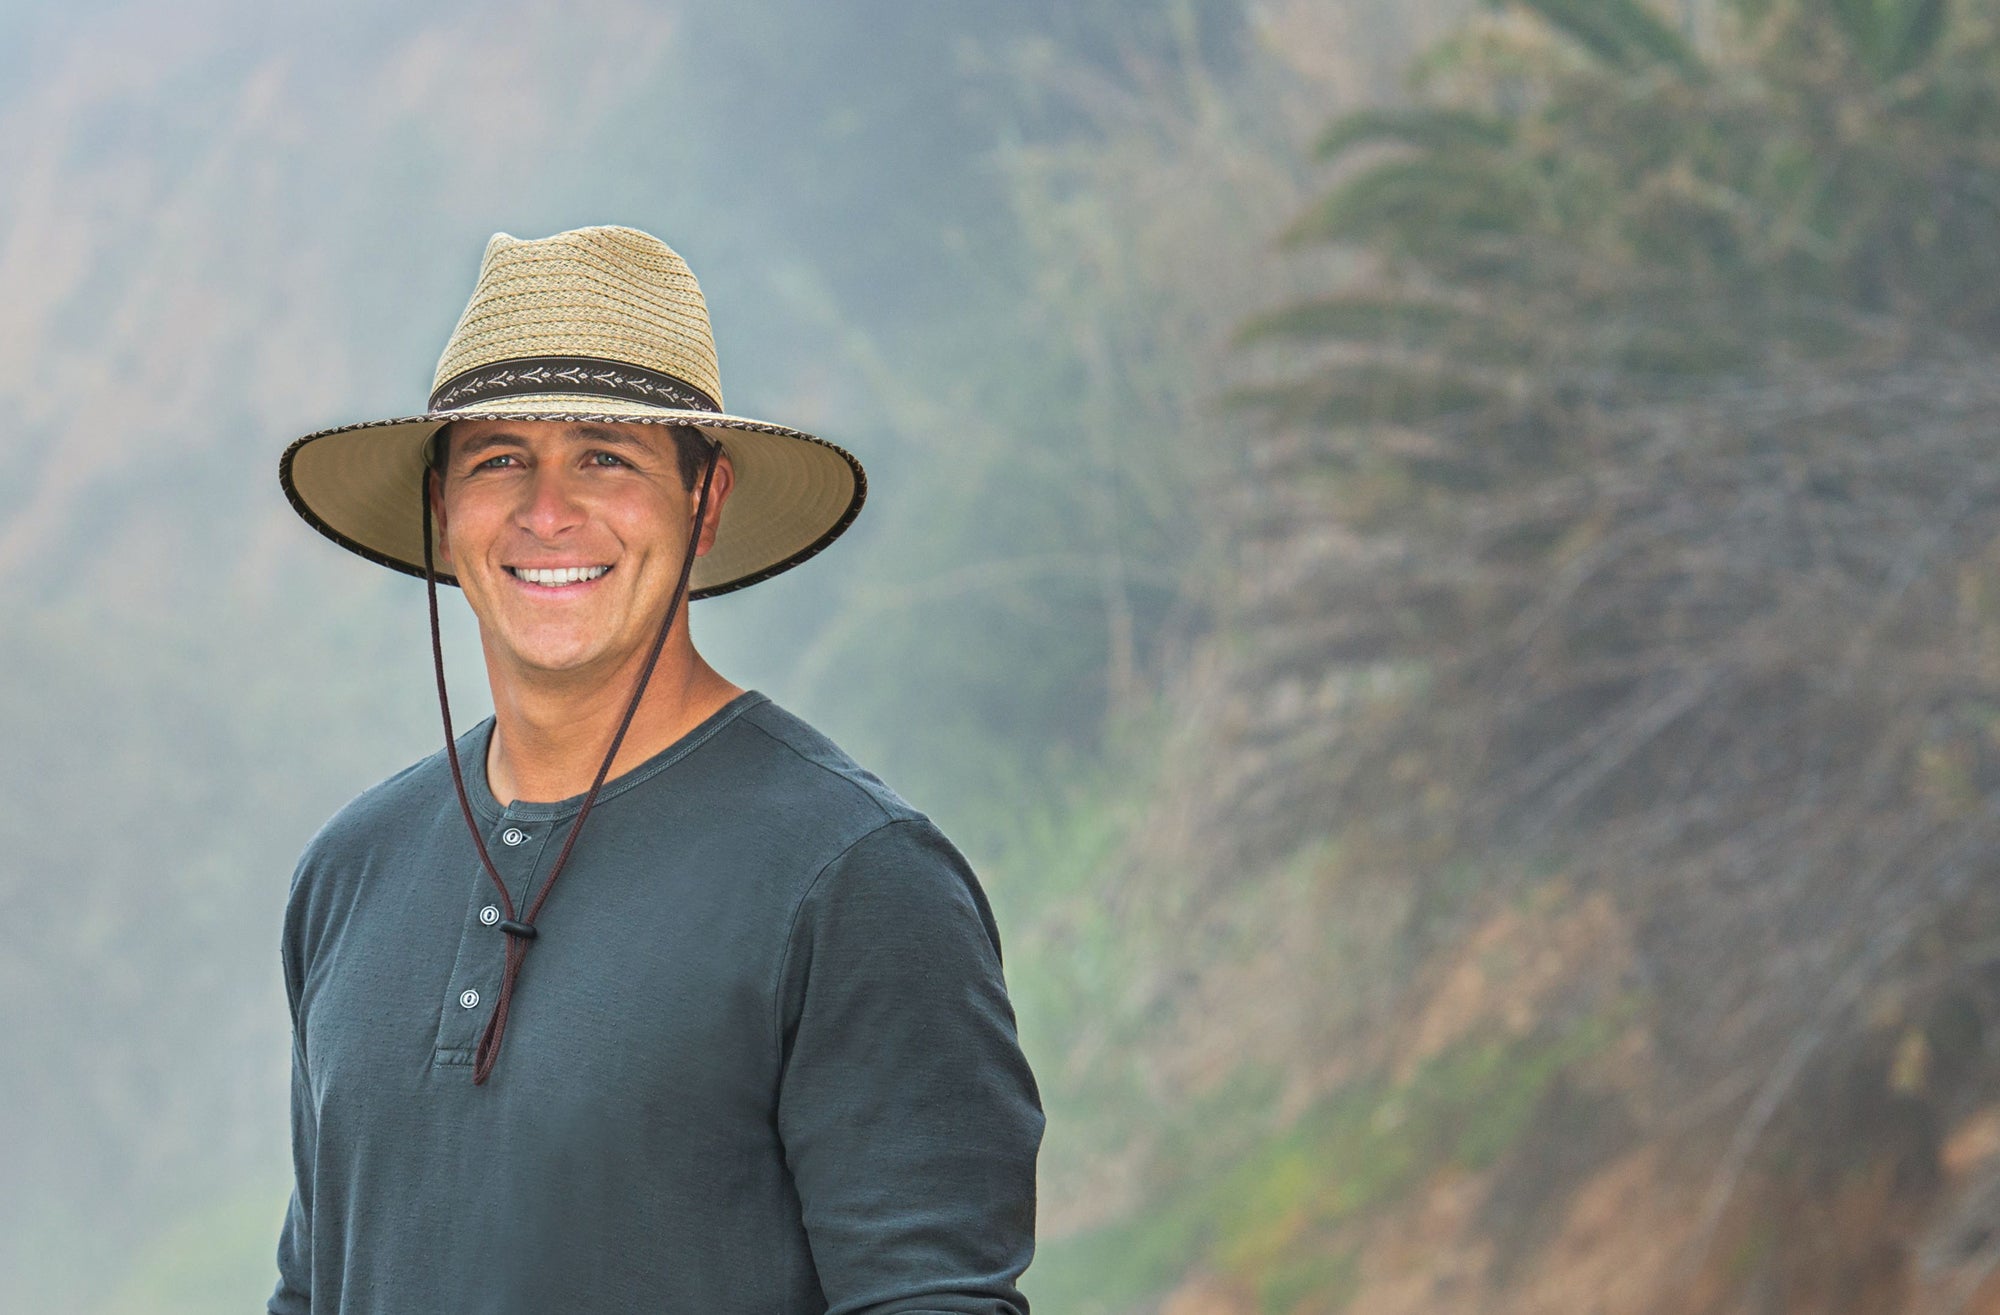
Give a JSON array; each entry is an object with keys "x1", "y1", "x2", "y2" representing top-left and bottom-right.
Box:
[{"x1": 421, "y1": 436, "x2": 724, "y2": 1086}]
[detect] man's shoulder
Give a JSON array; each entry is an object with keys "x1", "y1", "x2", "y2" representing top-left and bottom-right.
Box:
[
  {"x1": 718, "y1": 698, "x2": 988, "y2": 934},
  {"x1": 295, "y1": 736, "x2": 458, "y2": 871},
  {"x1": 723, "y1": 695, "x2": 925, "y2": 832}
]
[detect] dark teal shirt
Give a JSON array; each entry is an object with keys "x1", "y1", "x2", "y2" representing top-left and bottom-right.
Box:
[{"x1": 269, "y1": 690, "x2": 1044, "y2": 1314}]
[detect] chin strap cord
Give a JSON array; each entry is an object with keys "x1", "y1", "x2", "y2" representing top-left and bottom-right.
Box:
[{"x1": 421, "y1": 436, "x2": 723, "y2": 1086}]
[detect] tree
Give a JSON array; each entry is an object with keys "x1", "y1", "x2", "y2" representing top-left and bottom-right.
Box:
[{"x1": 1229, "y1": 0, "x2": 2000, "y2": 1298}]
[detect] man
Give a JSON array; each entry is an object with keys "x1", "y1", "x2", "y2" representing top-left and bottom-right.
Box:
[{"x1": 271, "y1": 226, "x2": 1044, "y2": 1313}]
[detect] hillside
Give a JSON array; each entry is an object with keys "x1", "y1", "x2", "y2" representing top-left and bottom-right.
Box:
[{"x1": 1014, "y1": 3, "x2": 2000, "y2": 1312}]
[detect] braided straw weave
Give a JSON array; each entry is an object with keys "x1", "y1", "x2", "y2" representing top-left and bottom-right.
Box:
[{"x1": 279, "y1": 226, "x2": 866, "y2": 597}]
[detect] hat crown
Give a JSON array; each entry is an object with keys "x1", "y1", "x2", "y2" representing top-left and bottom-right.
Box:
[{"x1": 429, "y1": 226, "x2": 724, "y2": 411}]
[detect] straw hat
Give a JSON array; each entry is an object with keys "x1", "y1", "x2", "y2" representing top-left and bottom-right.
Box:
[{"x1": 279, "y1": 225, "x2": 867, "y2": 597}]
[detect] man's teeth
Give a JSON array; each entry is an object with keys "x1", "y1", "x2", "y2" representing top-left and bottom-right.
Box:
[{"x1": 510, "y1": 566, "x2": 611, "y2": 586}]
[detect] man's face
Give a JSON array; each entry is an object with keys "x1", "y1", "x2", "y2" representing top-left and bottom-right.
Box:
[{"x1": 431, "y1": 418, "x2": 731, "y2": 685}]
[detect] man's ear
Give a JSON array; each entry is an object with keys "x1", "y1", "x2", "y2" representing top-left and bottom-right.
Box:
[{"x1": 695, "y1": 450, "x2": 735, "y2": 558}]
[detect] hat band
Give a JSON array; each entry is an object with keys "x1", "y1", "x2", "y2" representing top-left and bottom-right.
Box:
[{"x1": 429, "y1": 355, "x2": 720, "y2": 414}]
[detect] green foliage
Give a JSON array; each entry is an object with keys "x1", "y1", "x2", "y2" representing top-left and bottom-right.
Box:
[
  {"x1": 1244, "y1": 0, "x2": 2000, "y2": 497},
  {"x1": 1284, "y1": 154, "x2": 1540, "y2": 248},
  {"x1": 1312, "y1": 107, "x2": 1515, "y2": 159},
  {"x1": 1825, "y1": 0, "x2": 1950, "y2": 78},
  {"x1": 1496, "y1": 0, "x2": 1702, "y2": 74},
  {"x1": 1030, "y1": 1009, "x2": 1630, "y2": 1314},
  {"x1": 1258, "y1": 1248, "x2": 1362, "y2": 1315},
  {"x1": 978, "y1": 695, "x2": 1198, "y2": 1187}
]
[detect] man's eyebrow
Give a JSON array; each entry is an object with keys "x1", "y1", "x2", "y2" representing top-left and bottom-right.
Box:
[
  {"x1": 452, "y1": 430, "x2": 526, "y2": 460},
  {"x1": 569, "y1": 424, "x2": 655, "y2": 451}
]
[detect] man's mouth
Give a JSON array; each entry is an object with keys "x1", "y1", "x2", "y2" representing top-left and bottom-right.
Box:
[{"x1": 506, "y1": 565, "x2": 612, "y2": 587}]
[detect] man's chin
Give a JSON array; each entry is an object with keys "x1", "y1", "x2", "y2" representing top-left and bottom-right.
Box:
[
  {"x1": 511, "y1": 647, "x2": 620, "y2": 681},
  {"x1": 480, "y1": 626, "x2": 628, "y2": 683}
]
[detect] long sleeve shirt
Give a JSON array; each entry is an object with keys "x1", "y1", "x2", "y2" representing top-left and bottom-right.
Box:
[{"x1": 269, "y1": 689, "x2": 1044, "y2": 1314}]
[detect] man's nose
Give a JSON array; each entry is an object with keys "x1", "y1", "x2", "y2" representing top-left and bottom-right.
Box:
[{"x1": 517, "y1": 465, "x2": 587, "y2": 540}]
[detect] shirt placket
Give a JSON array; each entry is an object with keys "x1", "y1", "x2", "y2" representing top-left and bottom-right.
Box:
[{"x1": 430, "y1": 810, "x2": 561, "y2": 1065}]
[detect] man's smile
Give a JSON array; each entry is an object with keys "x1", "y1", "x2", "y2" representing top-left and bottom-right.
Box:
[{"x1": 505, "y1": 564, "x2": 614, "y2": 588}]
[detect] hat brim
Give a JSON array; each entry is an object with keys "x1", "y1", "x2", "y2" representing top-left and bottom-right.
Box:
[{"x1": 279, "y1": 395, "x2": 866, "y2": 598}]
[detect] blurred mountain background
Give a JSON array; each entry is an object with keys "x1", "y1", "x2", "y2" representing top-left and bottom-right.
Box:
[{"x1": 4, "y1": 1, "x2": 2000, "y2": 1313}]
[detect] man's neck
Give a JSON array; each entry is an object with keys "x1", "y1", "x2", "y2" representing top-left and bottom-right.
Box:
[{"x1": 482, "y1": 647, "x2": 745, "y2": 806}]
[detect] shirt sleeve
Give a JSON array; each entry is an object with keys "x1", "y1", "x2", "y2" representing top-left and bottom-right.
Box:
[
  {"x1": 269, "y1": 866, "x2": 315, "y2": 1315},
  {"x1": 775, "y1": 816, "x2": 1046, "y2": 1315}
]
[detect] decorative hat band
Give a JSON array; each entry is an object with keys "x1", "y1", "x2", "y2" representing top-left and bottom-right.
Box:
[{"x1": 428, "y1": 354, "x2": 721, "y2": 414}]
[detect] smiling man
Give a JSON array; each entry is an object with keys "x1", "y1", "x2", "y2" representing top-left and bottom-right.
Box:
[{"x1": 271, "y1": 227, "x2": 1044, "y2": 1314}]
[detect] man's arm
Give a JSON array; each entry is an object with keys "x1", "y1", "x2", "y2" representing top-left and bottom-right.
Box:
[
  {"x1": 269, "y1": 867, "x2": 315, "y2": 1315},
  {"x1": 776, "y1": 816, "x2": 1046, "y2": 1315}
]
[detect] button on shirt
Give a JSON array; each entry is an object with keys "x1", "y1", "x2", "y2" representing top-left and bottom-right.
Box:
[{"x1": 269, "y1": 690, "x2": 1044, "y2": 1314}]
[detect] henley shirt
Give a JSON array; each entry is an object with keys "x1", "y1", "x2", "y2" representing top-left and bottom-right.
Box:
[{"x1": 269, "y1": 688, "x2": 1044, "y2": 1314}]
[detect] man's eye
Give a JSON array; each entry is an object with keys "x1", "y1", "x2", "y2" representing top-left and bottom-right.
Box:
[
  {"x1": 475, "y1": 454, "x2": 519, "y2": 469},
  {"x1": 587, "y1": 451, "x2": 627, "y2": 468}
]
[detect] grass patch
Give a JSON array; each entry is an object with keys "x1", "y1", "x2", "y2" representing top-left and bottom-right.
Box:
[{"x1": 1031, "y1": 1007, "x2": 1631, "y2": 1314}]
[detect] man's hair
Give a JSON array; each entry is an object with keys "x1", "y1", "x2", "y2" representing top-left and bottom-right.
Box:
[{"x1": 427, "y1": 421, "x2": 716, "y2": 492}]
